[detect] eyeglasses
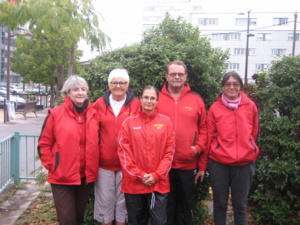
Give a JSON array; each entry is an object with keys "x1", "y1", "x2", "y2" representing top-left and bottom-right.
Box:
[
  {"x1": 224, "y1": 82, "x2": 240, "y2": 88},
  {"x1": 141, "y1": 96, "x2": 157, "y2": 102},
  {"x1": 110, "y1": 82, "x2": 128, "y2": 87},
  {"x1": 168, "y1": 73, "x2": 186, "y2": 78}
]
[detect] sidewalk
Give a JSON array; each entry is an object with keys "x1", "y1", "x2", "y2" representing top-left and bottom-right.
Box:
[{"x1": 0, "y1": 109, "x2": 48, "y2": 225}]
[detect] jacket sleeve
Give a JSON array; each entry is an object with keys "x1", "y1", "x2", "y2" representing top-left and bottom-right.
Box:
[
  {"x1": 38, "y1": 113, "x2": 55, "y2": 171},
  {"x1": 195, "y1": 99, "x2": 208, "y2": 155},
  {"x1": 198, "y1": 106, "x2": 215, "y2": 171},
  {"x1": 152, "y1": 121, "x2": 175, "y2": 182},
  {"x1": 118, "y1": 121, "x2": 145, "y2": 180}
]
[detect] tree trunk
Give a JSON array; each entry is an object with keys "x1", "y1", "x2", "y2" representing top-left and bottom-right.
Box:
[
  {"x1": 56, "y1": 64, "x2": 64, "y2": 91},
  {"x1": 67, "y1": 43, "x2": 75, "y2": 77}
]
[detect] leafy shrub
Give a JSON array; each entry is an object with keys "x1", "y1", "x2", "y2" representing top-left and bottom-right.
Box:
[{"x1": 250, "y1": 56, "x2": 300, "y2": 224}]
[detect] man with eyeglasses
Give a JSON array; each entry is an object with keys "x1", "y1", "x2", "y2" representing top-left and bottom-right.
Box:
[{"x1": 157, "y1": 61, "x2": 207, "y2": 225}]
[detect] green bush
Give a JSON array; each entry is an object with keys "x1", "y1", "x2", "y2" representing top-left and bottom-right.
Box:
[{"x1": 250, "y1": 55, "x2": 300, "y2": 224}]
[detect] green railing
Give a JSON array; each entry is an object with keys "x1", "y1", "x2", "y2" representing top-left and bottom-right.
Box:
[{"x1": 0, "y1": 132, "x2": 40, "y2": 194}]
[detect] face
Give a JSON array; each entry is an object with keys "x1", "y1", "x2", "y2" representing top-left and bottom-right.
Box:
[
  {"x1": 140, "y1": 89, "x2": 158, "y2": 115},
  {"x1": 67, "y1": 84, "x2": 88, "y2": 107},
  {"x1": 165, "y1": 64, "x2": 187, "y2": 90},
  {"x1": 222, "y1": 76, "x2": 241, "y2": 100},
  {"x1": 109, "y1": 77, "x2": 129, "y2": 101}
]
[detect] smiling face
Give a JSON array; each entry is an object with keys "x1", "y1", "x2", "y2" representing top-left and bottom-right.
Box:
[
  {"x1": 140, "y1": 89, "x2": 158, "y2": 115},
  {"x1": 222, "y1": 76, "x2": 241, "y2": 100},
  {"x1": 165, "y1": 64, "x2": 187, "y2": 91},
  {"x1": 67, "y1": 83, "x2": 88, "y2": 107},
  {"x1": 109, "y1": 77, "x2": 129, "y2": 101}
]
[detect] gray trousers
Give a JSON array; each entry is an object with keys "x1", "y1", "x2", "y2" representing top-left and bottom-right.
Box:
[{"x1": 208, "y1": 159, "x2": 255, "y2": 225}]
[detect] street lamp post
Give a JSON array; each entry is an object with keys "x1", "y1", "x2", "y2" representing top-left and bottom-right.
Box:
[
  {"x1": 244, "y1": 10, "x2": 251, "y2": 87},
  {"x1": 244, "y1": 10, "x2": 255, "y2": 87}
]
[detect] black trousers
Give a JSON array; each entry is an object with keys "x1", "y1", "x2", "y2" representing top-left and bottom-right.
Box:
[
  {"x1": 167, "y1": 168, "x2": 196, "y2": 225},
  {"x1": 51, "y1": 177, "x2": 93, "y2": 225},
  {"x1": 209, "y1": 159, "x2": 255, "y2": 225},
  {"x1": 125, "y1": 192, "x2": 168, "y2": 225}
]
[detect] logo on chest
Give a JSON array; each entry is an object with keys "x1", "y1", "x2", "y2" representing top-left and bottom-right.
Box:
[
  {"x1": 154, "y1": 124, "x2": 164, "y2": 130},
  {"x1": 185, "y1": 106, "x2": 194, "y2": 111}
]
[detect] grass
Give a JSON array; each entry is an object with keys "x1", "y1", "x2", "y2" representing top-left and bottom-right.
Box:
[{"x1": 14, "y1": 192, "x2": 57, "y2": 225}]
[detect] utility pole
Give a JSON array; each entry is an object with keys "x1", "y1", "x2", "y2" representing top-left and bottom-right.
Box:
[
  {"x1": 292, "y1": 12, "x2": 298, "y2": 56},
  {"x1": 244, "y1": 10, "x2": 252, "y2": 86}
]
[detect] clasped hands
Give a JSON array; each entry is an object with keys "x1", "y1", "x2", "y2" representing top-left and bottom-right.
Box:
[{"x1": 142, "y1": 173, "x2": 156, "y2": 187}]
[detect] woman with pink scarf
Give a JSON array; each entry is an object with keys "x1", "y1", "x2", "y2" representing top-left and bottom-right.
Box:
[{"x1": 199, "y1": 71, "x2": 260, "y2": 225}]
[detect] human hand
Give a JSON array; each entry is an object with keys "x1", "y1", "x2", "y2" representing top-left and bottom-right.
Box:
[
  {"x1": 194, "y1": 170, "x2": 205, "y2": 184},
  {"x1": 142, "y1": 174, "x2": 156, "y2": 186},
  {"x1": 191, "y1": 146, "x2": 198, "y2": 156}
]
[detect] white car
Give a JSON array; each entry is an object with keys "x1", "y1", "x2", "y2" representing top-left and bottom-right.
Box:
[{"x1": 0, "y1": 90, "x2": 26, "y2": 107}]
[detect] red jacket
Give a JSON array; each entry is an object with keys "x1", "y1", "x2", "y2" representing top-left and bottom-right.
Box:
[
  {"x1": 118, "y1": 109, "x2": 175, "y2": 194},
  {"x1": 157, "y1": 83, "x2": 207, "y2": 170},
  {"x1": 38, "y1": 97, "x2": 100, "y2": 185},
  {"x1": 199, "y1": 92, "x2": 260, "y2": 170},
  {"x1": 93, "y1": 89, "x2": 140, "y2": 171}
]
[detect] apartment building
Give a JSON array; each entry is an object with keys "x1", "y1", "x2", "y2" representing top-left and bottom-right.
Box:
[{"x1": 143, "y1": 0, "x2": 299, "y2": 83}]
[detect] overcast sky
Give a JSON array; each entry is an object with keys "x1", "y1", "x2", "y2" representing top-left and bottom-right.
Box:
[{"x1": 79, "y1": 0, "x2": 299, "y2": 61}]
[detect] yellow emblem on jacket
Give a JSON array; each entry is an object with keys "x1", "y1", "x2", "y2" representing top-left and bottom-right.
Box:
[{"x1": 154, "y1": 124, "x2": 164, "y2": 129}]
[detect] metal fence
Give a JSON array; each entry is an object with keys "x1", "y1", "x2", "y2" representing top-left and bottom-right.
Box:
[{"x1": 0, "y1": 132, "x2": 41, "y2": 194}]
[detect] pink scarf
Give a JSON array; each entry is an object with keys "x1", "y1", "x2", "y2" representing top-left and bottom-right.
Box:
[{"x1": 221, "y1": 93, "x2": 241, "y2": 110}]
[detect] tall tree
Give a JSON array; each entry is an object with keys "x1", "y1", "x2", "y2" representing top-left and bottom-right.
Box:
[{"x1": 0, "y1": 0, "x2": 109, "y2": 89}]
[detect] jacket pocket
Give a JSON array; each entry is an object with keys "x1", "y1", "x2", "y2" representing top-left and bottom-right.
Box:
[
  {"x1": 175, "y1": 139, "x2": 196, "y2": 162},
  {"x1": 249, "y1": 139, "x2": 257, "y2": 153},
  {"x1": 54, "y1": 152, "x2": 60, "y2": 171}
]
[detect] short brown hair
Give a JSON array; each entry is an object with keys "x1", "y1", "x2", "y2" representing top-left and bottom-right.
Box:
[{"x1": 165, "y1": 60, "x2": 188, "y2": 74}]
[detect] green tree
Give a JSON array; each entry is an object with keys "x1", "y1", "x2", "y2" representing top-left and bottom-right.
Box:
[
  {"x1": 0, "y1": 0, "x2": 109, "y2": 90},
  {"x1": 83, "y1": 14, "x2": 228, "y2": 107},
  {"x1": 82, "y1": 14, "x2": 229, "y2": 224},
  {"x1": 250, "y1": 55, "x2": 300, "y2": 224}
]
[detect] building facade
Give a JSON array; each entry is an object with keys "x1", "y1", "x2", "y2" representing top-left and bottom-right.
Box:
[{"x1": 143, "y1": 0, "x2": 299, "y2": 83}]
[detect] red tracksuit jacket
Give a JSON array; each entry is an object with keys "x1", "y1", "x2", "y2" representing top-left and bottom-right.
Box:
[
  {"x1": 199, "y1": 92, "x2": 260, "y2": 171},
  {"x1": 157, "y1": 83, "x2": 207, "y2": 170},
  {"x1": 38, "y1": 97, "x2": 100, "y2": 185},
  {"x1": 93, "y1": 89, "x2": 140, "y2": 171},
  {"x1": 118, "y1": 109, "x2": 175, "y2": 194}
]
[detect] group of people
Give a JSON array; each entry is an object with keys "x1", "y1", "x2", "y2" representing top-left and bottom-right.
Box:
[{"x1": 38, "y1": 60, "x2": 260, "y2": 225}]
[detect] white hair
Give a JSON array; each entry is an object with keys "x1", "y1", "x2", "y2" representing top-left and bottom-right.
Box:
[{"x1": 108, "y1": 69, "x2": 130, "y2": 84}]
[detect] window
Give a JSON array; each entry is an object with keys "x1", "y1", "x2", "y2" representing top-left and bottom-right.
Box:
[
  {"x1": 234, "y1": 48, "x2": 255, "y2": 55},
  {"x1": 212, "y1": 33, "x2": 240, "y2": 40},
  {"x1": 257, "y1": 33, "x2": 272, "y2": 41},
  {"x1": 288, "y1": 33, "x2": 300, "y2": 41},
  {"x1": 144, "y1": 7, "x2": 155, "y2": 12},
  {"x1": 256, "y1": 64, "x2": 269, "y2": 71},
  {"x1": 198, "y1": 18, "x2": 218, "y2": 26},
  {"x1": 273, "y1": 18, "x2": 288, "y2": 25},
  {"x1": 227, "y1": 63, "x2": 240, "y2": 70},
  {"x1": 236, "y1": 18, "x2": 256, "y2": 26},
  {"x1": 272, "y1": 49, "x2": 286, "y2": 56},
  {"x1": 192, "y1": 6, "x2": 202, "y2": 11}
]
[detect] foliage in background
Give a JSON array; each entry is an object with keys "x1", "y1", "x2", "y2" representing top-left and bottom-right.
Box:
[
  {"x1": 249, "y1": 55, "x2": 300, "y2": 224},
  {"x1": 82, "y1": 14, "x2": 229, "y2": 107},
  {"x1": 0, "y1": 0, "x2": 109, "y2": 91}
]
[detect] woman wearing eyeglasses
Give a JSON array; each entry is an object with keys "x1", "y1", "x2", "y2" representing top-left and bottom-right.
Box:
[
  {"x1": 118, "y1": 85, "x2": 175, "y2": 225},
  {"x1": 93, "y1": 68, "x2": 140, "y2": 225},
  {"x1": 199, "y1": 71, "x2": 260, "y2": 225}
]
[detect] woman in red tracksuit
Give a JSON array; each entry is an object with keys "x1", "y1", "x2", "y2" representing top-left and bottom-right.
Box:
[
  {"x1": 38, "y1": 75, "x2": 100, "y2": 225},
  {"x1": 199, "y1": 71, "x2": 260, "y2": 225},
  {"x1": 118, "y1": 85, "x2": 175, "y2": 225}
]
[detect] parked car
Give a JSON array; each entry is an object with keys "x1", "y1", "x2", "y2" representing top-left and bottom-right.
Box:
[
  {"x1": 0, "y1": 85, "x2": 23, "y2": 94},
  {"x1": 0, "y1": 90, "x2": 26, "y2": 107}
]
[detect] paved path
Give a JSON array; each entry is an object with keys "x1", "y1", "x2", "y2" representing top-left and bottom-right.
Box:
[{"x1": 0, "y1": 109, "x2": 48, "y2": 225}]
